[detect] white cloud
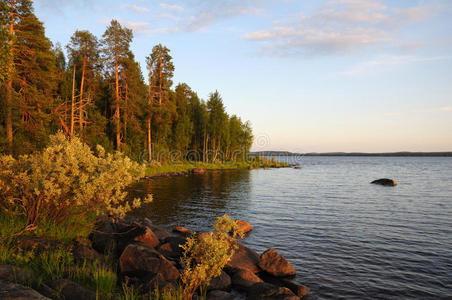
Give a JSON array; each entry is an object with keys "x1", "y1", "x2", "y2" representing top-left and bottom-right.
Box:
[
  {"x1": 159, "y1": 3, "x2": 184, "y2": 12},
  {"x1": 125, "y1": 5, "x2": 149, "y2": 14},
  {"x1": 244, "y1": 0, "x2": 432, "y2": 56},
  {"x1": 342, "y1": 55, "x2": 452, "y2": 76}
]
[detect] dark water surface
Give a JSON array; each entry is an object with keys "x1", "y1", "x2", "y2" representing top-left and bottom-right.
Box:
[{"x1": 131, "y1": 157, "x2": 452, "y2": 299}]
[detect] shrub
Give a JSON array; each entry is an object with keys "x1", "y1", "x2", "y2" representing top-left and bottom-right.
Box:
[
  {"x1": 179, "y1": 214, "x2": 243, "y2": 300},
  {"x1": 0, "y1": 132, "x2": 152, "y2": 231}
]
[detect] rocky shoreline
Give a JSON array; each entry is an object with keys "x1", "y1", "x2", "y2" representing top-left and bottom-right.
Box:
[{"x1": 0, "y1": 217, "x2": 308, "y2": 299}]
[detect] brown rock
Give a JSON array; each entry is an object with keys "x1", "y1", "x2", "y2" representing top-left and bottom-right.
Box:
[
  {"x1": 48, "y1": 279, "x2": 96, "y2": 300},
  {"x1": 225, "y1": 243, "x2": 260, "y2": 274},
  {"x1": 246, "y1": 282, "x2": 299, "y2": 300},
  {"x1": 294, "y1": 166, "x2": 301, "y2": 169},
  {"x1": 207, "y1": 270, "x2": 231, "y2": 292},
  {"x1": 90, "y1": 219, "x2": 116, "y2": 253},
  {"x1": 231, "y1": 269, "x2": 263, "y2": 290},
  {"x1": 207, "y1": 290, "x2": 235, "y2": 300},
  {"x1": 192, "y1": 168, "x2": 206, "y2": 174},
  {"x1": 172, "y1": 226, "x2": 193, "y2": 236},
  {"x1": 16, "y1": 236, "x2": 61, "y2": 252},
  {"x1": 134, "y1": 227, "x2": 160, "y2": 248},
  {"x1": 0, "y1": 279, "x2": 50, "y2": 299},
  {"x1": 157, "y1": 236, "x2": 187, "y2": 261},
  {"x1": 119, "y1": 242, "x2": 179, "y2": 281},
  {"x1": 72, "y1": 243, "x2": 102, "y2": 263},
  {"x1": 258, "y1": 248, "x2": 295, "y2": 277},
  {"x1": 235, "y1": 220, "x2": 253, "y2": 235}
]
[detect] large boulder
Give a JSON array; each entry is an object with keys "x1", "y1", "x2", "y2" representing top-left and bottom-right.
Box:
[
  {"x1": 260, "y1": 274, "x2": 308, "y2": 298},
  {"x1": 235, "y1": 220, "x2": 253, "y2": 235},
  {"x1": 207, "y1": 290, "x2": 235, "y2": 300},
  {"x1": 90, "y1": 219, "x2": 116, "y2": 254},
  {"x1": 258, "y1": 248, "x2": 295, "y2": 277},
  {"x1": 207, "y1": 270, "x2": 231, "y2": 292},
  {"x1": 225, "y1": 243, "x2": 260, "y2": 274},
  {"x1": 71, "y1": 239, "x2": 102, "y2": 263},
  {"x1": 47, "y1": 279, "x2": 96, "y2": 300},
  {"x1": 231, "y1": 269, "x2": 263, "y2": 290},
  {"x1": 133, "y1": 227, "x2": 160, "y2": 248},
  {"x1": 0, "y1": 279, "x2": 50, "y2": 299},
  {"x1": 371, "y1": 178, "x2": 397, "y2": 186},
  {"x1": 246, "y1": 282, "x2": 298, "y2": 300},
  {"x1": 119, "y1": 242, "x2": 179, "y2": 281}
]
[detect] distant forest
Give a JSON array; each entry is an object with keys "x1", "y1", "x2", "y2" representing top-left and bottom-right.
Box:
[
  {"x1": 252, "y1": 151, "x2": 452, "y2": 157},
  {"x1": 0, "y1": 0, "x2": 253, "y2": 162}
]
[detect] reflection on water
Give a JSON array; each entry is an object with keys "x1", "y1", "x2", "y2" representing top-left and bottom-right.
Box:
[
  {"x1": 130, "y1": 157, "x2": 452, "y2": 299},
  {"x1": 131, "y1": 170, "x2": 252, "y2": 230}
]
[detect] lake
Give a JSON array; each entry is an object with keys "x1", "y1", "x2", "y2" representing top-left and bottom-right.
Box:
[{"x1": 131, "y1": 156, "x2": 452, "y2": 299}]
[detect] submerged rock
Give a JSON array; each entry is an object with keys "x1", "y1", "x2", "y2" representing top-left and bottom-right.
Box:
[
  {"x1": 371, "y1": 178, "x2": 397, "y2": 186},
  {"x1": 246, "y1": 282, "x2": 298, "y2": 300},
  {"x1": 235, "y1": 220, "x2": 253, "y2": 235},
  {"x1": 258, "y1": 248, "x2": 296, "y2": 277}
]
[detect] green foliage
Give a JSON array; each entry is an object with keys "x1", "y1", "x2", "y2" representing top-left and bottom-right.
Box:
[
  {"x1": 179, "y1": 214, "x2": 242, "y2": 300},
  {"x1": 0, "y1": 132, "x2": 152, "y2": 229}
]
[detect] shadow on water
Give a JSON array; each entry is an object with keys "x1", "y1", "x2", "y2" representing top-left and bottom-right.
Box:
[{"x1": 130, "y1": 170, "x2": 252, "y2": 231}]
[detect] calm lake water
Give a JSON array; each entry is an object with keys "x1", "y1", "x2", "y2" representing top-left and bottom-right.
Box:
[{"x1": 131, "y1": 157, "x2": 452, "y2": 299}]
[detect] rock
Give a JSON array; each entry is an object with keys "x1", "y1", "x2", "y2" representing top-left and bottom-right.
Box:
[
  {"x1": 275, "y1": 164, "x2": 281, "y2": 168},
  {"x1": 192, "y1": 168, "x2": 206, "y2": 174},
  {"x1": 90, "y1": 219, "x2": 116, "y2": 254},
  {"x1": 119, "y1": 242, "x2": 179, "y2": 281},
  {"x1": 258, "y1": 248, "x2": 295, "y2": 277},
  {"x1": 260, "y1": 275, "x2": 308, "y2": 298},
  {"x1": 0, "y1": 279, "x2": 50, "y2": 299},
  {"x1": 48, "y1": 279, "x2": 96, "y2": 300},
  {"x1": 157, "y1": 236, "x2": 187, "y2": 261},
  {"x1": 72, "y1": 242, "x2": 102, "y2": 263},
  {"x1": 146, "y1": 224, "x2": 172, "y2": 242},
  {"x1": 146, "y1": 273, "x2": 178, "y2": 292},
  {"x1": 134, "y1": 227, "x2": 160, "y2": 248},
  {"x1": 35, "y1": 284, "x2": 62, "y2": 300},
  {"x1": 371, "y1": 178, "x2": 397, "y2": 186},
  {"x1": 207, "y1": 271, "x2": 231, "y2": 292},
  {"x1": 231, "y1": 269, "x2": 263, "y2": 290},
  {"x1": 0, "y1": 265, "x2": 37, "y2": 285},
  {"x1": 293, "y1": 166, "x2": 301, "y2": 169},
  {"x1": 225, "y1": 243, "x2": 260, "y2": 274},
  {"x1": 247, "y1": 282, "x2": 298, "y2": 300},
  {"x1": 248, "y1": 165, "x2": 254, "y2": 170},
  {"x1": 207, "y1": 290, "x2": 235, "y2": 300},
  {"x1": 172, "y1": 226, "x2": 193, "y2": 236},
  {"x1": 235, "y1": 220, "x2": 253, "y2": 235}
]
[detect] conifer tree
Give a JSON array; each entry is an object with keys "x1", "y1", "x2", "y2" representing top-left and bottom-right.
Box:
[{"x1": 102, "y1": 20, "x2": 132, "y2": 151}]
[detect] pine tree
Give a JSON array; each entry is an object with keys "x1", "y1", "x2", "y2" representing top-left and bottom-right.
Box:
[
  {"x1": 145, "y1": 44, "x2": 175, "y2": 160},
  {"x1": 67, "y1": 30, "x2": 100, "y2": 135},
  {"x1": 101, "y1": 20, "x2": 132, "y2": 151}
]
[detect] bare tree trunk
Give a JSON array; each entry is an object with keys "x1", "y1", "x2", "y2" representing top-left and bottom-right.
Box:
[
  {"x1": 159, "y1": 55, "x2": 163, "y2": 105},
  {"x1": 79, "y1": 53, "x2": 87, "y2": 132},
  {"x1": 5, "y1": 0, "x2": 15, "y2": 153},
  {"x1": 147, "y1": 117, "x2": 152, "y2": 161},
  {"x1": 114, "y1": 39, "x2": 121, "y2": 150},
  {"x1": 124, "y1": 83, "x2": 128, "y2": 141},
  {"x1": 70, "y1": 65, "x2": 76, "y2": 140}
]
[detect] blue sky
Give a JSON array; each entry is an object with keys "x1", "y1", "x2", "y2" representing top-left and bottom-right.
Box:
[{"x1": 34, "y1": 0, "x2": 452, "y2": 152}]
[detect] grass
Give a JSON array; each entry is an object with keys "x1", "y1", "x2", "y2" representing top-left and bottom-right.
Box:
[{"x1": 145, "y1": 158, "x2": 290, "y2": 177}]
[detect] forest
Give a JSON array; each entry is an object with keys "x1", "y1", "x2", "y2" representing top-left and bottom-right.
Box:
[{"x1": 0, "y1": 0, "x2": 253, "y2": 162}]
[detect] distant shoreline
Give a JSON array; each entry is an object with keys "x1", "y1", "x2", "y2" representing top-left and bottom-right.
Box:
[{"x1": 252, "y1": 151, "x2": 452, "y2": 157}]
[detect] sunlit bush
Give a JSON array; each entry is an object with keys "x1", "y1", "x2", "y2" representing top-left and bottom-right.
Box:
[
  {"x1": 179, "y1": 214, "x2": 243, "y2": 300},
  {"x1": 0, "y1": 132, "x2": 152, "y2": 229}
]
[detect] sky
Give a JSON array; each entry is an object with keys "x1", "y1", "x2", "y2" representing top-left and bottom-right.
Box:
[{"x1": 33, "y1": 0, "x2": 452, "y2": 153}]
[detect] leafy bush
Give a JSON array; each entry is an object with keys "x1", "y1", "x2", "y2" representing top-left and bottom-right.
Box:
[
  {"x1": 0, "y1": 132, "x2": 152, "y2": 230},
  {"x1": 179, "y1": 214, "x2": 243, "y2": 300}
]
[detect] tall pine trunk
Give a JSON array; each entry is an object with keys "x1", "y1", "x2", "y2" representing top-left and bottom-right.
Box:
[
  {"x1": 6, "y1": 0, "x2": 15, "y2": 153},
  {"x1": 70, "y1": 65, "x2": 76, "y2": 140},
  {"x1": 114, "y1": 39, "x2": 121, "y2": 150},
  {"x1": 79, "y1": 53, "x2": 87, "y2": 132}
]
